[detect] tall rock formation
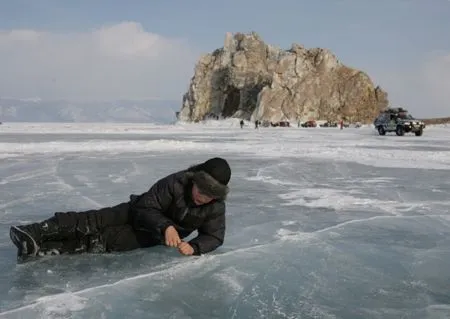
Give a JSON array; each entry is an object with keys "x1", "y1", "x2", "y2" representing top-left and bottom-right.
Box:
[{"x1": 178, "y1": 32, "x2": 388, "y2": 123}]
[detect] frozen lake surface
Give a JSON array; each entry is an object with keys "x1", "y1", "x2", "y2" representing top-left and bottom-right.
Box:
[{"x1": 0, "y1": 121, "x2": 449, "y2": 318}]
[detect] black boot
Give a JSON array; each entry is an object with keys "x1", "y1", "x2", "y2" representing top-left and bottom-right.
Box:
[
  {"x1": 10, "y1": 225, "x2": 40, "y2": 261},
  {"x1": 9, "y1": 217, "x2": 60, "y2": 261},
  {"x1": 37, "y1": 241, "x2": 63, "y2": 257},
  {"x1": 38, "y1": 235, "x2": 105, "y2": 257}
]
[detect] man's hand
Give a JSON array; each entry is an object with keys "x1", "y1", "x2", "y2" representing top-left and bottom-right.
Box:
[
  {"x1": 164, "y1": 226, "x2": 181, "y2": 247},
  {"x1": 177, "y1": 242, "x2": 194, "y2": 256}
]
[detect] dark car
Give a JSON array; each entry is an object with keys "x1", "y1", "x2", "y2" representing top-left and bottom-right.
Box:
[
  {"x1": 373, "y1": 108, "x2": 425, "y2": 136},
  {"x1": 301, "y1": 120, "x2": 317, "y2": 128}
]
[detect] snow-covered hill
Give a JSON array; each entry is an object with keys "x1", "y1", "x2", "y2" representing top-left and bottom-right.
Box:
[{"x1": 0, "y1": 98, "x2": 179, "y2": 124}]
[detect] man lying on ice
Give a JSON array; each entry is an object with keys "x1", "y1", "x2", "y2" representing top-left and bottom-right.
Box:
[{"x1": 9, "y1": 157, "x2": 231, "y2": 262}]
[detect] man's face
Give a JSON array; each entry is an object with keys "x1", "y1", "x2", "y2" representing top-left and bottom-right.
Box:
[{"x1": 192, "y1": 184, "x2": 214, "y2": 205}]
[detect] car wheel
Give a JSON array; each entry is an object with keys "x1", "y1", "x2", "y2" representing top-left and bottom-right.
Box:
[
  {"x1": 377, "y1": 126, "x2": 386, "y2": 135},
  {"x1": 415, "y1": 128, "x2": 423, "y2": 136}
]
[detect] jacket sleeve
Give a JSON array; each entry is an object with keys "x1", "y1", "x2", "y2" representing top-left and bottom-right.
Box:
[
  {"x1": 189, "y1": 202, "x2": 226, "y2": 255},
  {"x1": 131, "y1": 173, "x2": 177, "y2": 236}
]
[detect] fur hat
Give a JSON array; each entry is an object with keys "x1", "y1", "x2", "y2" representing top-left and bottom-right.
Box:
[{"x1": 187, "y1": 157, "x2": 231, "y2": 200}]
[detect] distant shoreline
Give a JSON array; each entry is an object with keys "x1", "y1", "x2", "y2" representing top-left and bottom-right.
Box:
[{"x1": 422, "y1": 117, "x2": 450, "y2": 125}]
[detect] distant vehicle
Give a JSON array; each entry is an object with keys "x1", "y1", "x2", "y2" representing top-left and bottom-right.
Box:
[
  {"x1": 373, "y1": 107, "x2": 425, "y2": 136},
  {"x1": 271, "y1": 121, "x2": 290, "y2": 127},
  {"x1": 319, "y1": 121, "x2": 338, "y2": 128},
  {"x1": 261, "y1": 120, "x2": 271, "y2": 127},
  {"x1": 301, "y1": 120, "x2": 317, "y2": 128}
]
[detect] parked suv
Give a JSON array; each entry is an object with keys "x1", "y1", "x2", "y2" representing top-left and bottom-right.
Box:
[{"x1": 373, "y1": 108, "x2": 425, "y2": 136}]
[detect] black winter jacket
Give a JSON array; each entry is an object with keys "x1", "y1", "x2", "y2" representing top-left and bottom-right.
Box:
[{"x1": 129, "y1": 170, "x2": 226, "y2": 255}]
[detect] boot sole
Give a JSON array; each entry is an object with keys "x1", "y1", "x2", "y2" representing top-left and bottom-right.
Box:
[{"x1": 10, "y1": 226, "x2": 40, "y2": 261}]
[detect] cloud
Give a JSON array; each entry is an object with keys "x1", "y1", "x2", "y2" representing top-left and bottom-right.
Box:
[
  {"x1": 0, "y1": 22, "x2": 199, "y2": 100},
  {"x1": 423, "y1": 52, "x2": 450, "y2": 116},
  {"x1": 367, "y1": 52, "x2": 450, "y2": 118}
]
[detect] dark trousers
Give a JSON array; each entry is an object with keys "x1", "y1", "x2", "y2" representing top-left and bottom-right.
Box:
[{"x1": 40, "y1": 202, "x2": 161, "y2": 254}]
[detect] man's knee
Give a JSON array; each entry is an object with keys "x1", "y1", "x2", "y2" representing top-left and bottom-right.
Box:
[
  {"x1": 102, "y1": 225, "x2": 160, "y2": 252},
  {"x1": 102, "y1": 225, "x2": 140, "y2": 252}
]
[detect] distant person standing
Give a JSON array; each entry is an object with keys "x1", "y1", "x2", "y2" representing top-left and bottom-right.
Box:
[{"x1": 240, "y1": 120, "x2": 244, "y2": 129}]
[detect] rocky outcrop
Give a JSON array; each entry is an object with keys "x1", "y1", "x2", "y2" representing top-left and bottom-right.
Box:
[{"x1": 178, "y1": 32, "x2": 388, "y2": 123}]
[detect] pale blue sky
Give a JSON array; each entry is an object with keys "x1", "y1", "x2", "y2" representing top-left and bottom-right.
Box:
[{"x1": 1, "y1": 0, "x2": 449, "y2": 117}]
